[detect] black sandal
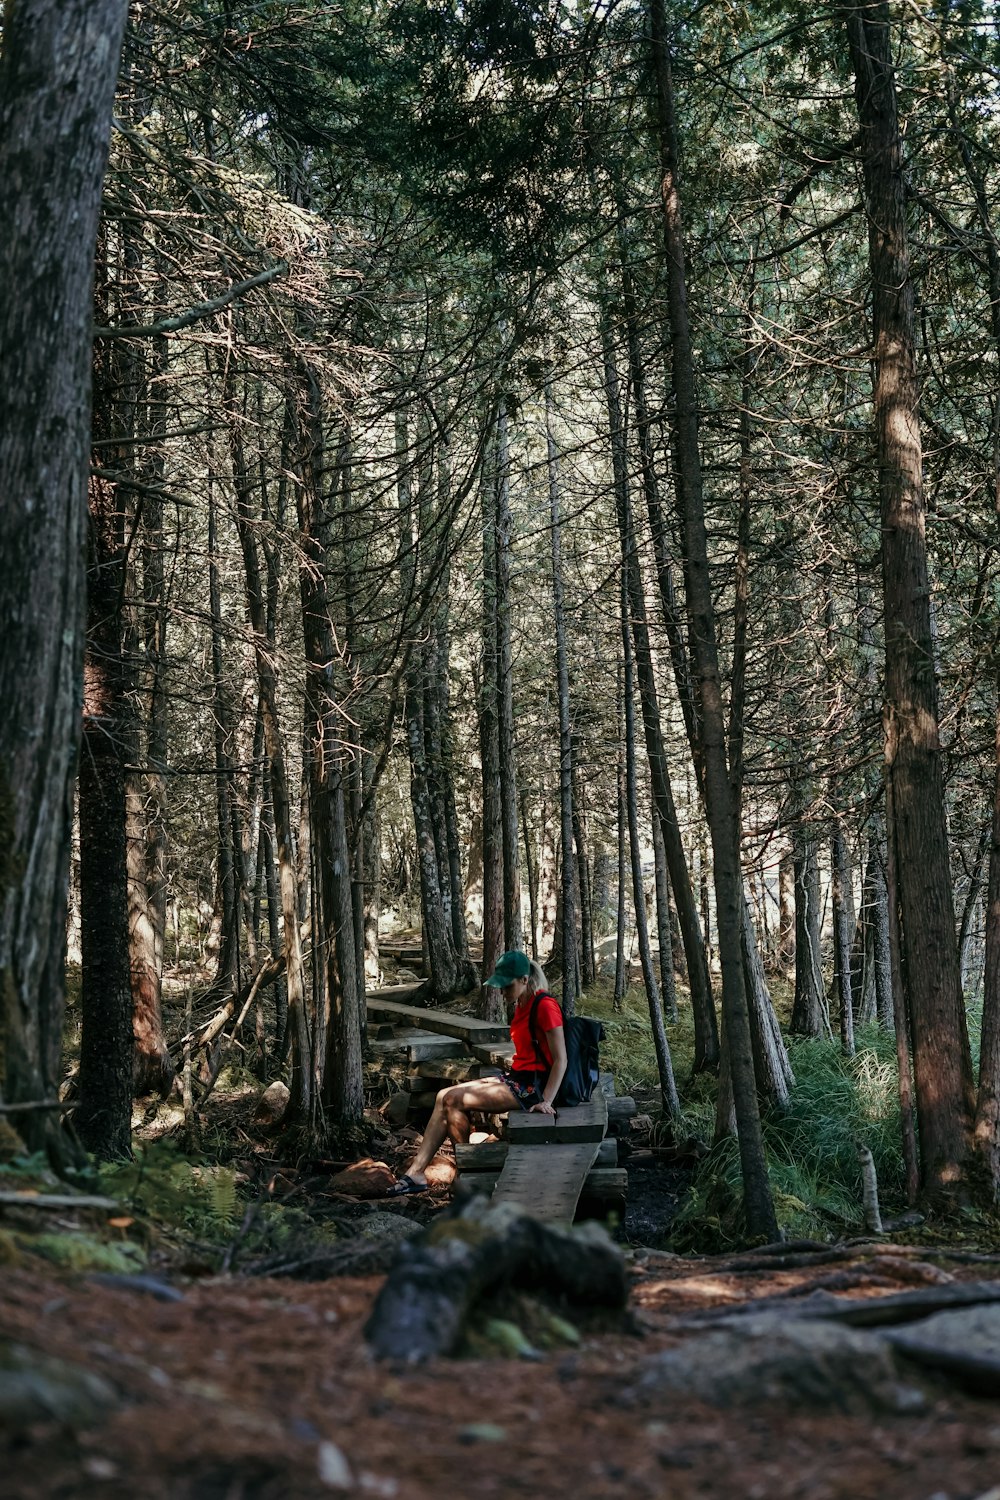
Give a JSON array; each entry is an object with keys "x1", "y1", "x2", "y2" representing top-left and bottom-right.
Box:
[{"x1": 386, "y1": 1174, "x2": 429, "y2": 1197}]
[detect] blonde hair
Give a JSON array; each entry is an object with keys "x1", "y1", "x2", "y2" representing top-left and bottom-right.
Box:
[{"x1": 527, "y1": 959, "x2": 548, "y2": 994}]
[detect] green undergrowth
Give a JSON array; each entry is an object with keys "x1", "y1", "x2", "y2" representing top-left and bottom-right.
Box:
[
  {"x1": 577, "y1": 980, "x2": 906, "y2": 1251},
  {"x1": 96, "y1": 1140, "x2": 243, "y2": 1245},
  {"x1": 578, "y1": 977, "x2": 699, "y2": 1094},
  {"x1": 671, "y1": 1026, "x2": 905, "y2": 1251}
]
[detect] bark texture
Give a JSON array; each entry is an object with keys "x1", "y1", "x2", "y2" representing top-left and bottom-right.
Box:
[
  {"x1": 0, "y1": 0, "x2": 129, "y2": 1147},
  {"x1": 847, "y1": 1, "x2": 975, "y2": 1199}
]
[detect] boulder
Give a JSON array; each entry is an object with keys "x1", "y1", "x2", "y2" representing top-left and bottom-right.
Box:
[
  {"x1": 253, "y1": 1081, "x2": 290, "y2": 1126},
  {"x1": 327, "y1": 1159, "x2": 397, "y2": 1198},
  {"x1": 636, "y1": 1314, "x2": 925, "y2": 1415},
  {"x1": 358, "y1": 1213, "x2": 422, "y2": 1246}
]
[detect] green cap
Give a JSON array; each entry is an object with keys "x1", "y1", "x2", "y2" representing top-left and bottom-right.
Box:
[{"x1": 485, "y1": 950, "x2": 531, "y2": 987}]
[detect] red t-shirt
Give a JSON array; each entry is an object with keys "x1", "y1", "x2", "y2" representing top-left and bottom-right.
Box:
[{"x1": 509, "y1": 992, "x2": 563, "y2": 1072}]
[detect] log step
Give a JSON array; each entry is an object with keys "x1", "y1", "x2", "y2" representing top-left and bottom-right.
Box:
[
  {"x1": 464, "y1": 1165, "x2": 628, "y2": 1209},
  {"x1": 366, "y1": 997, "x2": 509, "y2": 1046},
  {"x1": 368, "y1": 1029, "x2": 467, "y2": 1062},
  {"x1": 506, "y1": 1093, "x2": 608, "y2": 1144}
]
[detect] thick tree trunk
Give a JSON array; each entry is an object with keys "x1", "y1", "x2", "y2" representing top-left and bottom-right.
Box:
[
  {"x1": 649, "y1": 0, "x2": 777, "y2": 1238},
  {"x1": 847, "y1": 2, "x2": 975, "y2": 1201},
  {"x1": 297, "y1": 370, "x2": 364, "y2": 1130},
  {"x1": 76, "y1": 473, "x2": 134, "y2": 1161},
  {"x1": 0, "y1": 0, "x2": 128, "y2": 1150},
  {"x1": 976, "y1": 668, "x2": 1000, "y2": 1195}
]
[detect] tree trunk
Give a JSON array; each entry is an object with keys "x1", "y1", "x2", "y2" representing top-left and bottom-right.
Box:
[
  {"x1": 649, "y1": 0, "x2": 777, "y2": 1238},
  {"x1": 479, "y1": 436, "x2": 505, "y2": 1020},
  {"x1": 0, "y1": 0, "x2": 128, "y2": 1151},
  {"x1": 495, "y1": 401, "x2": 522, "y2": 952},
  {"x1": 846, "y1": 2, "x2": 975, "y2": 1201},
  {"x1": 831, "y1": 818, "x2": 856, "y2": 1057},
  {"x1": 397, "y1": 410, "x2": 462, "y2": 1002},
  {"x1": 571, "y1": 757, "x2": 596, "y2": 990},
  {"x1": 621, "y1": 581, "x2": 679, "y2": 1117},
  {"x1": 545, "y1": 379, "x2": 578, "y2": 1014},
  {"x1": 75, "y1": 470, "x2": 134, "y2": 1160},
  {"x1": 790, "y1": 827, "x2": 827, "y2": 1038},
  {"x1": 296, "y1": 369, "x2": 364, "y2": 1130},
  {"x1": 227, "y1": 371, "x2": 310, "y2": 1121},
  {"x1": 600, "y1": 302, "x2": 719, "y2": 1074},
  {"x1": 976, "y1": 666, "x2": 1000, "y2": 1195},
  {"x1": 651, "y1": 810, "x2": 678, "y2": 1022}
]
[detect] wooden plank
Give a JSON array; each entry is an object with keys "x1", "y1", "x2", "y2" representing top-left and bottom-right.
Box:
[
  {"x1": 367, "y1": 981, "x2": 426, "y2": 1003},
  {"x1": 368, "y1": 1029, "x2": 467, "y2": 1062},
  {"x1": 456, "y1": 1136, "x2": 618, "y2": 1173},
  {"x1": 366, "y1": 997, "x2": 509, "y2": 1045},
  {"x1": 491, "y1": 1141, "x2": 601, "y2": 1223},
  {"x1": 469, "y1": 1040, "x2": 515, "y2": 1066},
  {"x1": 411, "y1": 1059, "x2": 496, "y2": 1083},
  {"x1": 461, "y1": 1164, "x2": 627, "y2": 1205},
  {"x1": 506, "y1": 1093, "x2": 608, "y2": 1144}
]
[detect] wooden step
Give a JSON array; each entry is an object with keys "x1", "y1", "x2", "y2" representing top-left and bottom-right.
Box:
[
  {"x1": 463, "y1": 1164, "x2": 628, "y2": 1208},
  {"x1": 469, "y1": 1040, "x2": 515, "y2": 1067},
  {"x1": 456, "y1": 1135, "x2": 618, "y2": 1172},
  {"x1": 368, "y1": 1029, "x2": 467, "y2": 1062},
  {"x1": 366, "y1": 997, "x2": 509, "y2": 1046},
  {"x1": 505, "y1": 1093, "x2": 608, "y2": 1144},
  {"x1": 411, "y1": 1059, "x2": 495, "y2": 1083},
  {"x1": 366, "y1": 981, "x2": 427, "y2": 1004}
]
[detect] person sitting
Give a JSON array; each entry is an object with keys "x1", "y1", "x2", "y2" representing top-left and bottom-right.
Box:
[{"x1": 387, "y1": 950, "x2": 566, "y2": 1196}]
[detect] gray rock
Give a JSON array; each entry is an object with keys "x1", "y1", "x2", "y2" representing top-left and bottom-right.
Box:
[
  {"x1": 883, "y1": 1302, "x2": 1000, "y2": 1391},
  {"x1": 637, "y1": 1314, "x2": 925, "y2": 1415},
  {"x1": 0, "y1": 1341, "x2": 119, "y2": 1428},
  {"x1": 358, "y1": 1212, "x2": 422, "y2": 1245}
]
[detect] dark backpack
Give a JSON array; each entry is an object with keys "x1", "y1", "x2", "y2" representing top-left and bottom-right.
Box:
[{"x1": 528, "y1": 993, "x2": 605, "y2": 1108}]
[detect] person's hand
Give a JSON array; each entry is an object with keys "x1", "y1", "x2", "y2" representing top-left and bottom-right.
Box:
[{"x1": 530, "y1": 1099, "x2": 557, "y2": 1115}]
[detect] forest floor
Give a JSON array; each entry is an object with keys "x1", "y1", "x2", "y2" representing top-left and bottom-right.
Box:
[
  {"x1": 11, "y1": 962, "x2": 996, "y2": 1496},
  {"x1": 4, "y1": 1209, "x2": 1000, "y2": 1500}
]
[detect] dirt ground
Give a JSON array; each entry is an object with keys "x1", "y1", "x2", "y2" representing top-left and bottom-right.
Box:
[{"x1": 4, "y1": 1235, "x2": 1000, "y2": 1500}]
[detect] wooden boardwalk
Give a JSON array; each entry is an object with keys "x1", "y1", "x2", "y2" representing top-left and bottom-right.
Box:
[{"x1": 366, "y1": 985, "x2": 622, "y2": 1224}]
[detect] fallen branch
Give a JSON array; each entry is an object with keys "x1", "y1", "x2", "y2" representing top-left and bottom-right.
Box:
[{"x1": 0, "y1": 1191, "x2": 120, "y2": 1211}]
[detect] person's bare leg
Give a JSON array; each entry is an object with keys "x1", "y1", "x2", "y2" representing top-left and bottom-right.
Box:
[{"x1": 402, "y1": 1079, "x2": 519, "y2": 1183}]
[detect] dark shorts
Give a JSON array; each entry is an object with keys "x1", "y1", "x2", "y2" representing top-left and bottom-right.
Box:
[{"x1": 501, "y1": 1069, "x2": 548, "y2": 1110}]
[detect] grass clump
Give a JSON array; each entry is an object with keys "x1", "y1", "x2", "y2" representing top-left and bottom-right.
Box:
[
  {"x1": 670, "y1": 1025, "x2": 904, "y2": 1252},
  {"x1": 577, "y1": 978, "x2": 698, "y2": 1096}
]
